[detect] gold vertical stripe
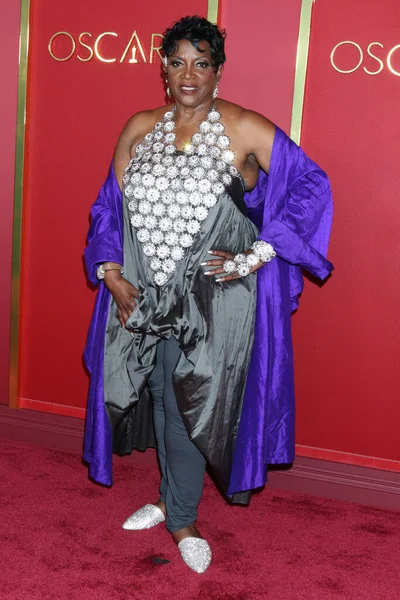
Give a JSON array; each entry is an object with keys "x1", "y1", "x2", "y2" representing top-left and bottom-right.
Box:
[
  {"x1": 207, "y1": 0, "x2": 219, "y2": 24},
  {"x1": 290, "y1": 0, "x2": 314, "y2": 144},
  {"x1": 9, "y1": 0, "x2": 31, "y2": 409}
]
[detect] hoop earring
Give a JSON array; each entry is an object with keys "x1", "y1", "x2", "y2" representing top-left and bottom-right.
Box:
[
  {"x1": 212, "y1": 84, "x2": 219, "y2": 99},
  {"x1": 165, "y1": 79, "x2": 171, "y2": 98}
]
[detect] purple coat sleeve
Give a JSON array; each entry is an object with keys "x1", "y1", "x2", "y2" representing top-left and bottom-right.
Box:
[
  {"x1": 84, "y1": 163, "x2": 124, "y2": 285},
  {"x1": 83, "y1": 163, "x2": 123, "y2": 486},
  {"x1": 246, "y1": 128, "x2": 334, "y2": 281},
  {"x1": 258, "y1": 169, "x2": 333, "y2": 279}
]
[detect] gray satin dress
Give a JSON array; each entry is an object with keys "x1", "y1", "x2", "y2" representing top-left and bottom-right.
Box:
[{"x1": 104, "y1": 171, "x2": 258, "y2": 493}]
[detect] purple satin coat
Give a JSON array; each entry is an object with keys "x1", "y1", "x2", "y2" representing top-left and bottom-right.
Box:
[{"x1": 83, "y1": 126, "x2": 333, "y2": 492}]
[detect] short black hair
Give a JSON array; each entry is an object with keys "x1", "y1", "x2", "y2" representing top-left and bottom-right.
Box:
[{"x1": 162, "y1": 15, "x2": 226, "y2": 71}]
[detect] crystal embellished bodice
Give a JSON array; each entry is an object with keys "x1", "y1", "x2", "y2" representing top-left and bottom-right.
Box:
[{"x1": 122, "y1": 106, "x2": 239, "y2": 286}]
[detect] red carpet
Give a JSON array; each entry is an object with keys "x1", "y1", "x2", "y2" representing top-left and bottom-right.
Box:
[{"x1": 0, "y1": 438, "x2": 399, "y2": 600}]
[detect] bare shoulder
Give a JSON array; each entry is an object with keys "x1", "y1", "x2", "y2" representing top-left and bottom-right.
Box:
[
  {"x1": 114, "y1": 104, "x2": 173, "y2": 186},
  {"x1": 219, "y1": 99, "x2": 274, "y2": 131},
  {"x1": 115, "y1": 104, "x2": 172, "y2": 154},
  {"x1": 219, "y1": 99, "x2": 275, "y2": 151},
  {"x1": 218, "y1": 99, "x2": 276, "y2": 173},
  {"x1": 238, "y1": 107, "x2": 275, "y2": 151},
  {"x1": 241, "y1": 108, "x2": 275, "y2": 137}
]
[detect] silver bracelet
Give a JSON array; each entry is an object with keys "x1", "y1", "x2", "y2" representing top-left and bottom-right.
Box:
[
  {"x1": 251, "y1": 240, "x2": 276, "y2": 263},
  {"x1": 222, "y1": 240, "x2": 276, "y2": 277},
  {"x1": 96, "y1": 262, "x2": 124, "y2": 280}
]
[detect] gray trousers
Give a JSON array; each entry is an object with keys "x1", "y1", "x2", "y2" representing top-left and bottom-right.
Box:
[{"x1": 147, "y1": 337, "x2": 206, "y2": 532}]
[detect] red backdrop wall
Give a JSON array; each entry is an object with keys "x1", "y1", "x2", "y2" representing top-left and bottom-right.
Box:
[
  {"x1": 293, "y1": 0, "x2": 400, "y2": 470},
  {"x1": 1, "y1": 0, "x2": 303, "y2": 409},
  {"x1": 4, "y1": 0, "x2": 399, "y2": 472},
  {"x1": 17, "y1": 0, "x2": 303, "y2": 417},
  {"x1": 220, "y1": 0, "x2": 302, "y2": 132},
  {"x1": 19, "y1": 0, "x2": 209, "y2": 417}
]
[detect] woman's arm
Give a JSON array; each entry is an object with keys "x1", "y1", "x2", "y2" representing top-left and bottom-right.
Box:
[
  {"x1": 86, "y1": 112, "x2": 148, "y2": 282},
  {"x1": 85, "y1": 112, "x2": 152, "y2": 325},
  {"x1": 247, "y1": 116, "x2": 333, "y2": 279},
  {"x1": 239, "y1": 110, "x2": 276, "y2": 175},
  {"x1": 205, "y1": 111, "x2": 333, "y2": 282},
  {"x1": 114, "y1": 110, "x2": 159, "y2": 188},
  {"x1": 84, "y1": 165, "x2": 124, "y2": 285}
]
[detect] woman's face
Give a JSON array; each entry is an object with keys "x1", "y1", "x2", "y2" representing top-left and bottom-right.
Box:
[{"x1": 165, "y1": 39, "x2": 222, "y2": 108}]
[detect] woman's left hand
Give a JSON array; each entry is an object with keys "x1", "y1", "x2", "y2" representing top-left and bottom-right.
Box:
[{"x1": 201, "y1": 249, "x2": 264, "y2": 283}]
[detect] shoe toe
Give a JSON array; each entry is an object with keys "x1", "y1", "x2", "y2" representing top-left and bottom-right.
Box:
[
  {"x1": 122, "y1": 504, "x2": 165, "y2": 530},
  {"x1": 178, "y1": 537, "x2": 212, "y2": 573}
]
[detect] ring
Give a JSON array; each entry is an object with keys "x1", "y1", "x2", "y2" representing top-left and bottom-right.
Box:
[
  {"x1": 234, "y1": 253, "x2": 247, "y2": 264},
  {"x1": 237, "y1": 263, "x2": 250, "y2": 277},
  {"x1": 223, "y1": 259, "x2": 237, "y2": 274}
]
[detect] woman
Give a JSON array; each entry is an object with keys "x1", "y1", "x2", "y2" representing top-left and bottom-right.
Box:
[{"x1": 84, "y1": 16, "x2": 333, "y2": 573}]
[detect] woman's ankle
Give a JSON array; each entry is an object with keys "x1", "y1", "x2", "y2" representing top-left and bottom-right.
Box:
[
  {"x1": 154, "y1": 499, "x2": 166, "y2": 516},
  {"x1": 171, "y1": 525, "x2": 201, "y2": 544}
]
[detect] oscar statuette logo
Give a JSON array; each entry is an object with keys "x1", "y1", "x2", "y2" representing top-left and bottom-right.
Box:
[
  {"x1": 48, "y1": 31, "x2": 164, "y2": 63},
  {"x1": 330, "y1": 41, "x2": 400, "y2": 76}
]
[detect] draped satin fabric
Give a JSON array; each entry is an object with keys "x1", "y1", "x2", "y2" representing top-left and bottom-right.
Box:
[
  {"x1": 104, "y1": 174, "x2": 258, "y2": 499},
  {"x1": 83, "y1": 126, "x2": 334, "y2": 493},
  {"x1": 228, "y1": 129, "x2": 333, "y2": 494}
]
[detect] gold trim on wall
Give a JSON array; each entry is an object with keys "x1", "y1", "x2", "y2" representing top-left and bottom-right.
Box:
[
  {"x1": 9, "y1": 0, "x2": 31, "y2": 409},
  {"x1": 290, "y1": 0, "x2": 314, "y2": 145},
  {"x1": 207, "y1": 0, "x2": 219, "y2": 24}
]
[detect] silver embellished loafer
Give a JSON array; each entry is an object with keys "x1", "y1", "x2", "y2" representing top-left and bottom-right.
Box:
[
  {"x1": 122, "y1": 504, "x2": 165, "y2": 530},
  {"x1": 178, "y1": 537, "x2": 212, "y2": 573}
]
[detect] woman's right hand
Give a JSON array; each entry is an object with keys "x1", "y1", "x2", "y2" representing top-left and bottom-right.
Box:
[{"x1": 104, "y1": 271, "x2": 139, "y2": 328}]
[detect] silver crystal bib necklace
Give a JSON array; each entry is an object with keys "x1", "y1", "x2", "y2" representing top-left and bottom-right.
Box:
[{"x1": 123, "y1": 105, "x2": 238, "y2": 287}]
